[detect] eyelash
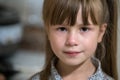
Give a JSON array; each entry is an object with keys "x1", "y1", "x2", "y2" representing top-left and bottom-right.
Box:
[
  {"x1": 80, "y1": 27, "x2": 90, "y2": 32},
  {"x1": 57, "y1": 27, "x2": 67, "y2": 31},
  {"x1": 56, "y1": 26, "x2": 90, "y2": 32}
]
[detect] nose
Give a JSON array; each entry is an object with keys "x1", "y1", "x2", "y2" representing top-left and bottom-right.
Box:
[{"x1": 65, "y1": 32, "x2": 78, "y2": 46}]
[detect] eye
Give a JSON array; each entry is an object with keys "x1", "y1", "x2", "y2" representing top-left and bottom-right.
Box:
[
  {"x1": 80, "y1": 27, "x2": 89, "y2": 32},
  {"x1": 57, "y1": 27, "x2": 67, "y2": 32}
]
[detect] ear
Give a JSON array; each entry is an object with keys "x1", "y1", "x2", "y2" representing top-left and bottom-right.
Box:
[{"x1": 97, "y1": 23, "x2": 107, "y2": 43}]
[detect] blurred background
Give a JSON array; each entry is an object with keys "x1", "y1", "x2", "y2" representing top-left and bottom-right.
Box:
[{"x1": 0, "y1": 0, "x2": 120, "y2": 80}]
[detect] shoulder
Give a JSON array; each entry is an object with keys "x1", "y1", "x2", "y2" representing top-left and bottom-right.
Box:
[
  {"x1": 29, "y1": 72, "x2": 40, "y2": 80},
  {"x1": 102, "y1": 72, "x2": 114, "y2": 80},
  {"x1": 91, "y1": 57, "x2": 114, "y2": 80}
]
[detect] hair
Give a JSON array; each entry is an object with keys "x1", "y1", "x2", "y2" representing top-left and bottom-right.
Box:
[{"x1": 40, "y1": 0, "x2": 118, "y2": 80}]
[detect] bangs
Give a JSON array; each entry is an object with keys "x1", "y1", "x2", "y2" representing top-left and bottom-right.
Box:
[
  {"x1": 43, "y1": 0, "x2": 103, "y2": 26},
  {"x1": 50, "y1": 0, "x2": 79, "y2": 26}
]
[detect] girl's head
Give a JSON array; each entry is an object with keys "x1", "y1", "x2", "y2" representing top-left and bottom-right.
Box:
[
  {"x1": 43, "y1": 0, "x2": 108, "y2": 60},
  {"x1": 42, "y1": 0, "x2": 118, "y2": 79}
]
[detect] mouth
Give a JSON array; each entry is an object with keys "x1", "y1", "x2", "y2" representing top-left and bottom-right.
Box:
[{"x1": 63, "y1": 51, "x2": 82, "y2": 57}]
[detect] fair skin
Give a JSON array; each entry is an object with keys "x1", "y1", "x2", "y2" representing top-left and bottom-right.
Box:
[{"x1": 48, "y1": 7, "x2": 106, "y2": 80}]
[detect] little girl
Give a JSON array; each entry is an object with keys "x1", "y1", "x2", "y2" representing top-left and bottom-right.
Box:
[{"x1": 30, "y1": 0, "x2": 118, "y2": 80}]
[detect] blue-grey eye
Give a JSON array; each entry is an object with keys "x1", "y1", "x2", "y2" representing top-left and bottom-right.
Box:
[
  {"x1": 80, "y1": 27, "x2": 89, "y2": 32},
  {"x1": 58, "y1": 27, "x2": 67, "y2": 31}
]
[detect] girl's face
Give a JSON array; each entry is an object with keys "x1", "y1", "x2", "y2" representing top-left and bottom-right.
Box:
[{"x1": 48, "y1": 7, "x2": 106, "y2": 66}]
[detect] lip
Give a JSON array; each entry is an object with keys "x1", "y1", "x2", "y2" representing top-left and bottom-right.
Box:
[{"x1": 64, "y1": 51, "x2": 81, "y2": 57}]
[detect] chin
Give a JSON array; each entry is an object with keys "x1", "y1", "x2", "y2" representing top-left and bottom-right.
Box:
[{"x1": 64, "y1": 59, "x2": 85, "y2": 66}]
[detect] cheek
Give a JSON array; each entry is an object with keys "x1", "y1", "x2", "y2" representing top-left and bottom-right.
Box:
[
  {"x1": 49, "y1": 34, "x2": 65, "y2": 53},
  {"x1": 84, "y1": 36, "x2": 98, "y2": 53}
]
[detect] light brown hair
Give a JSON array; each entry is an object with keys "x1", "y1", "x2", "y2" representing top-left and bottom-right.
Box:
[{"x1": 40, "y1": 0, "x2": 118, "y2": 80}]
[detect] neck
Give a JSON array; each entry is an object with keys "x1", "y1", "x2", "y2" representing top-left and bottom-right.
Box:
[{"x1": 56, "y1": 58, "x2": 96, "y2": 80}]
